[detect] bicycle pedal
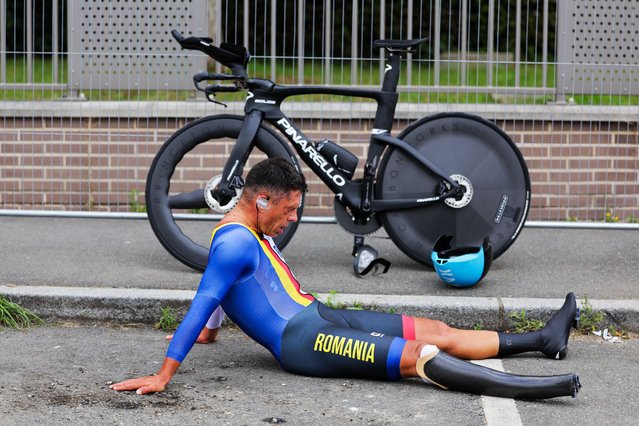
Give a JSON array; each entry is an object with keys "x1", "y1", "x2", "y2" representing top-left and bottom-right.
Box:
[
  {"x1": 353, "y1": 243, "x2": 391, "y2": 276},
  {"x1": 351, "y1": 235, "x2": 365, "y2": 256}
]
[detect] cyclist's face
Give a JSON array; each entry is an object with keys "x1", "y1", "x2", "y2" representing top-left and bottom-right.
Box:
[{"x1": 261, "y1": 190, "x2": 302, "y2": 237}]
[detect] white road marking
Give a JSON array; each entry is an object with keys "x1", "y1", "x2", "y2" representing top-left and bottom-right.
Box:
[{"x1": 472, "y1": 359, "x2": 523, "y2": 426}]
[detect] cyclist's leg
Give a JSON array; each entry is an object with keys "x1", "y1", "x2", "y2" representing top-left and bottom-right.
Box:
[
  {"x1": 320, "y1": 293, "x2": 578, "y2": 361},
  {"x1": 280, "y1": 303, "x2": 580, "y2": 398},
  {"x1": 412, "y1": 317, "x2": 499, "y2": 359},
  {"x1": 320, "y1": 303, "x2": 499, "y2": 360},
  {"x1": 280, "y1": 303, "x2": 407, "y2": 380},
  {"x1": 413, "y1": 293, "x2": 578, "y2": 360},
  {"x1": 413, "y1": 343, "x2": 580, "y2": 399},
  {"x1": 496, "y1": 292, "x2": 579, "y2": 360}
]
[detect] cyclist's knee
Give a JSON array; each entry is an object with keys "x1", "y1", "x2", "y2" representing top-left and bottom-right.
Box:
[
  {"x1": 434, "y1": 321, "x2": 458, "y2": 350},
  {"x1": 415, "y1": 318, "x2": 457, "y2": 350}
]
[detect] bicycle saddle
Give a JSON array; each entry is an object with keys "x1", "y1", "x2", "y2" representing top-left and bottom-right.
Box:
[{"x1": 374, "y1": 38, "x2": 427, "y2": 52}]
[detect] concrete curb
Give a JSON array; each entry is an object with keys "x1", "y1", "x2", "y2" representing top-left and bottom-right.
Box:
[
  {"x1": 2, "y1": 285, "x2": 639, "y2": 332},
  {"x1": 4, "y1": 285, "x2": 639, "y2": 332},
  {"x1": 0, "y1": 285, "x2": 196, "y2": 326},
  {"x1": 324, "y1": 292, "x2": 639, "y2": 332}
]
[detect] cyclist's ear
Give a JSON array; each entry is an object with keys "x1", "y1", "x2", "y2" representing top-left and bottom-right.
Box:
[{"x1": 256, "y1": 196, "x2": 270, "y2": 210}]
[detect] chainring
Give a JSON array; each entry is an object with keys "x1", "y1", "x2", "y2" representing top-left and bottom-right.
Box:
[{"x1": 334, "y1": 198, "x2": 382, "y2": 235}]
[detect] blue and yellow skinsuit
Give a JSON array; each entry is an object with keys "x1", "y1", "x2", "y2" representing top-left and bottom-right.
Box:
[{"x1": 167, "y1": 223, "x2": 413, "y2": 380}]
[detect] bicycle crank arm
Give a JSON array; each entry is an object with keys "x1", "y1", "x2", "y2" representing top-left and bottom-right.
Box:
[{"x1": 168, "y1": 189, "x2": 207, "y2": 209}]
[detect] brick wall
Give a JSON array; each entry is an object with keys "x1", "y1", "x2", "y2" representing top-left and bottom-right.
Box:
[
  {"x1": 499, "y1": 120, "x2": 638, "y2": 222},
  {"x1": 1, "y1": 115, "x2": 637, "y2": 222}
]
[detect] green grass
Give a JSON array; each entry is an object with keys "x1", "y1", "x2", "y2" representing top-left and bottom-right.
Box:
[
  {"x1": 0, "y1": 57, "x2": 197, "y2": 101},
  {"x1": 128, "y1": 190, "x2": 147, "y2": 213},
  {"x1": 2, "y1": 56, "x2": 66, "y2": 84},
  {"x1": 0, "y1": 296, "x2": 44, "y2": 329},
  {"x1": 155, "y1": 307, "x2": 179, "y2": 332},
  {"x1": 574, "y1": 296, "x2": 629, "y2": 339},
  {"x1": 576, "y1": 296, "x2": 606, "y2": 335},
  {"x1": 2, "y1": 56, "x2": 637, "y2": 105},
  {"x1": 248, "y1": 59, "x2": 559, "y2": 104},
  {"x1": 509, "y1": 309, "x2": 545, "y2": 333},
  {"x1": 315, "y1": 290, "x2": 364, "y2": 311}
]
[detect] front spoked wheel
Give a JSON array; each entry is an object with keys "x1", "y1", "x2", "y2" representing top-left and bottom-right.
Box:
[
  {"x1": 146, "y1": 115, "x2": 303, "y2": 271},
  {"x1": 376, "y1": 113, "x2": 530, "y2": 266}
]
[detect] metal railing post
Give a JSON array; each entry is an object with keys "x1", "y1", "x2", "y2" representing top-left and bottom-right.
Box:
[
  {"x1": 407, "y1": 0, "x2": 413, "y2": 86},
  {"x1": 243, "y1": 0, "x2": 249, "y2": 49},
  {"x1": 271, "y1": 0, "x2": 277, "y2": 82},
  {"x1": 53, "y1": 0, "x2": 59, "y2": 84},
  {"x1": 214, "y1": 0, "x2": 222, "y2": 74},
  {"x1": 379, "y1": 0, "x2": 385, "y2": 83},
  {"x1": 324, "y1": 0, "x2": 331, "y2": 84},
  {"x1": 351, "y1": 0, "x2": 358, "y2": 85},
  {"x1": 0, "y1": 0, "x2": 5, "y2": 83},
  {"x1": 542, "y1": 0, "x2": 549, "y2": 90},
  {"x1": 297, "y1": 0, "x2": 304, "y2": 84},
  {"x1": 460, "y1": 0, "x2": 468, "y2": 86},
  {"x1": 433, "y1": 0, "x2": 441, "y2": 86},
  {"x1": 27, "y1": 0, "x2": 33, "y2": 83},
  {"x1": 487, "y1": 0, "x2": 494, "y2": 87},
  {"x1": 515, "y1": 0, "x2": 522, "y2": 88}
]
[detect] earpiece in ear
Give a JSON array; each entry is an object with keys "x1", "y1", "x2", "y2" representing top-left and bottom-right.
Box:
[{"x1": 256, "y1": 196, "x2": 269, "y2": 210}]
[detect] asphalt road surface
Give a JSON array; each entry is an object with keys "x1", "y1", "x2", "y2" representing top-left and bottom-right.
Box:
[{"x1": 1, "y1": 324, "x2": 638, "y2": 425}]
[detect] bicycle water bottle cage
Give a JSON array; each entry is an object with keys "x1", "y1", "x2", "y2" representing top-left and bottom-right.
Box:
[{"x1": 374, "y1": 38, "x2": 428, "y2": 54}]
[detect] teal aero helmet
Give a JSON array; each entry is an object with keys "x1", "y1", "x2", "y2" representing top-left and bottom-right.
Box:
[{"x1": 431, "y1": 235, "x2": 493, "y2": 288}]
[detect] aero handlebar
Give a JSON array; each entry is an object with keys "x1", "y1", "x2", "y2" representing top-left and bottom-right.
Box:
[{"x1": 172, "y1": 29, "x2": 249, "y2": 77}]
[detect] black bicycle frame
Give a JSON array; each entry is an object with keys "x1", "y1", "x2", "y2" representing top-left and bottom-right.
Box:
[{"x1": 216, "y1": 54, "x2": 461, "y2": 215}]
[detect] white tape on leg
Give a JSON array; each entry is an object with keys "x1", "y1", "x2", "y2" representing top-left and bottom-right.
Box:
[{"x1": 416, "y1": 345, "x2": 448, "y2": 389}]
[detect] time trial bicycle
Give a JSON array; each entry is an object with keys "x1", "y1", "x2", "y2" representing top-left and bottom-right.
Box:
[{"x1": 145, "y1": 29, "x2": 531, "y2": 272}]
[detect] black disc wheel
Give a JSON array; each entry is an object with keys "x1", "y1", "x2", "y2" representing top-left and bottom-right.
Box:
[
  {"x1": 376, "y1": 113, "x2": 530, "y2": 266},
  {"x1": 145, "y1": 115, "x2": 304, "y2": 271}
]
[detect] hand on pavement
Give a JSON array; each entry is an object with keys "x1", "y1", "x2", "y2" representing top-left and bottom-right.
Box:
[{"x1": 109, "y1": 375, "x2": 168, "y2": 395}]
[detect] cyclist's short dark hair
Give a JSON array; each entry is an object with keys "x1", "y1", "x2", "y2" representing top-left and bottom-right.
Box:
[{"x1": 245, "y1": 158, "x2": 307, "y2": 197}]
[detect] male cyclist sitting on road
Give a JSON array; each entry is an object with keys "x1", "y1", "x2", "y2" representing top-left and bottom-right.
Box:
[{"x1": 111, "y1": 158, "x2": 581, "y2": 399}]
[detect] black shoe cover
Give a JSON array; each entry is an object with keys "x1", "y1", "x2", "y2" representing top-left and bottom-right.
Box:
[
  {"x1": 541, "y1": 292, "x2": 579, "y2": 360},
  {"x1": 417, "y1": 346, "x2": 581, "y2": 399}
]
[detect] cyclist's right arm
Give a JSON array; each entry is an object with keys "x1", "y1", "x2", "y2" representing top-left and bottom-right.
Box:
[
  {"x1": 110, "y1": 227, "x2": 259, "y2": 395},
  {"x1": 166, "y1": 227, "x2": 259, "y2": 363}
]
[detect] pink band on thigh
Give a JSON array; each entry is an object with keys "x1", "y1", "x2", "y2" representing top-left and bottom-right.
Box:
[{"x1": 402, "y1": 315, "x2": 416, "y2": 340}]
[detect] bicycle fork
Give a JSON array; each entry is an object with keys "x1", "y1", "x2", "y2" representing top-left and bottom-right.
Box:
[{"x1": 211, "y1": 110, "x2": 265, "y2": 206}]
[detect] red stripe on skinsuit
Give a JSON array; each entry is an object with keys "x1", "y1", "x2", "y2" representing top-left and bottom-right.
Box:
[
  {"x1": 260, "y1": 236, "x2": 315, "y2": 303},
  {"x1": 402, "y1": 315, "x2": 416, "y2": 340}
]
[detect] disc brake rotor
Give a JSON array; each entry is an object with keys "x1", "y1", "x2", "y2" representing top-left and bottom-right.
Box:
[
  {"x1": 334, "y1": 198, "x2": 381, "y2": 235},
  {"x1": 204, "y1": 175, "x2": 242, "y2": 213},
  {"x1": 444, "y1": 174, "x2": 473, "y2": 208}
]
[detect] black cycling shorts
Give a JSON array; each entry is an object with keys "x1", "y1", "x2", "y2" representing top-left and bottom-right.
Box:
[{"x1": 279, "y1": 301, "x2": 408, "y2": 380}]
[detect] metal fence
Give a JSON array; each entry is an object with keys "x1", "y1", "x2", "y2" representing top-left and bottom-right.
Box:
[
  {"x1": 556, "y1": 0, "x2": 639, "y2": 99},
  {"x1": 66, "y1": 0, "x2": 208, "y2": 93},
  {"x1": 1, "y1": 0, "x2": 638, "y2": 224}
]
